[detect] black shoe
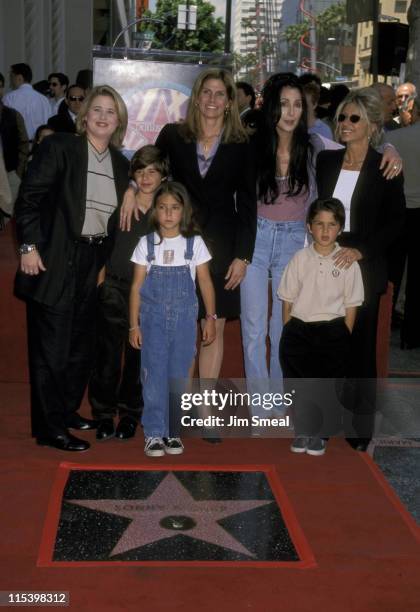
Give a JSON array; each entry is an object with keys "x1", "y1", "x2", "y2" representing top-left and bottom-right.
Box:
[
  {"x1": 36, "y1": 431, "x2": 90, "y2": 452},
  {"x1": 202, "y1": 437, "x2": 222, "y2": 444},
  {"x1": 96, "y1": 418, "x2": 115, "y2": 441},
  {"x1": 115, "y1": 416, "x2": 138, "y2": 440},
  {"x1": 346, "y1": 437, "x2": 370, "y2": 452},
  {"x1": 67, "y1": 414, "x2": 99, "y2": 430}
]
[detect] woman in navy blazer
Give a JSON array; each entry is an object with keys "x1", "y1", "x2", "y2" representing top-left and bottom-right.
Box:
[
  {"x1": 316, "y1": 87, "x2": 405, "y2": 451},
  {"x1": 146, "y1": 69, "x2": 257, "y2": 387},
  {"x1": 15, "y1": 85, "x2": 129, "y2": 451}
]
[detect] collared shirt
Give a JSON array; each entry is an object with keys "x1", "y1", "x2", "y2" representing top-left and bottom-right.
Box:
[
  {"x1": 50, "y1": 96, "x2": 66, "y2": 115},
  {"x1": 3, "y1": 84, "x2": 52, "y2": 140},
  {"x1": 278, "y1": 243, "x2": 364, "y2": 322}
]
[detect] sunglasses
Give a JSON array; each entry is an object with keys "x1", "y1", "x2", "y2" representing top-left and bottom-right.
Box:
[
  {"x1": 69, "y1": 96, "x2": 85, "y2": 102},
  {"x1": 337, "y1": 113, "x2": 361, "y2": 124}
]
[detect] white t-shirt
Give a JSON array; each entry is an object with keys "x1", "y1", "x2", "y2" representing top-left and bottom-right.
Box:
[
  {"x1": 332, "y1": 170, "x2": 360, "y2": 231},
  {"x1": 131, "y1": 233, "x2": 211, "y2": 281}
]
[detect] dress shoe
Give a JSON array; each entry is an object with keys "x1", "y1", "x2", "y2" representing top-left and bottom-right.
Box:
[
  {"x1": 115, "y1": 416, "x2": 138, "y2": 440},
  {"x1": 346, "y1": 437, "x2": 370, "y2": 452},
  {"x1": 96, "y1": 418, "x2": 115, "y2": 441},
  {"x1": 67, "y1": 414, "x2": 99, "y2": 430},
  {"x1": 36, "y1": 432, "x2": 90, "y2": 452}
]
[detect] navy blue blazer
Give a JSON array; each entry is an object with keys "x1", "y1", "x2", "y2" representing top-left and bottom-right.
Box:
[{"x1": 155, "y1": 123, "x2": 257, "y2": 274}]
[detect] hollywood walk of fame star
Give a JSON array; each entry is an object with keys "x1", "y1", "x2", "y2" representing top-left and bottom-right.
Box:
[{"x1": 68, "y1": 473, "x2": 273, "y2": 558}]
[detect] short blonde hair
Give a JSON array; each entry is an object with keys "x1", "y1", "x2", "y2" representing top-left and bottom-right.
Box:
[
  {"x1": 181, "y1": 68, "x2": 247, "y2": 144},
  {"x1": 76, "y1": 84, "x2": 128, "y2": 148},
  {"x1": 335, "y1": 87, "x2": 384, "y2": 147}
]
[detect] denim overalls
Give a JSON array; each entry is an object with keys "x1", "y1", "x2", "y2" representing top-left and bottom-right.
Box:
[{"x1": 140, "y1": 233, "x2": 198, "y2": 437}]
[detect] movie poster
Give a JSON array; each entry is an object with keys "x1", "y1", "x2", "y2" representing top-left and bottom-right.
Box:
[{"x1": 93, "y1": 58, "x2": 205, "y2": 155}]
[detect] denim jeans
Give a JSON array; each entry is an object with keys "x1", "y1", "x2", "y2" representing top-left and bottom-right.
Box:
[
  {"x1": 240, "y1": 217, "x2": 306, "y2": 383},
  {"x1": 140, "y1": 235, "x2": 197, "y2": 438}
]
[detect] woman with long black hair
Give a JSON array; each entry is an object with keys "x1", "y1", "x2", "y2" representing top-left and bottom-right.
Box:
[{"x1": 240, "y1": 73, "x2": 401, "y2": 388}]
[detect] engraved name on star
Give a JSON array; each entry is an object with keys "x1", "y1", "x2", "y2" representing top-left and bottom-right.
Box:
[{"x1": 68, "y1": 472, "x2": 273, "y2": 558}]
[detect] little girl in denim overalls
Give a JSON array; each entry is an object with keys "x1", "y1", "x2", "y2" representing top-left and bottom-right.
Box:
[{"x1": 129, "y1": 181, "x2": 216, "y2": 457}]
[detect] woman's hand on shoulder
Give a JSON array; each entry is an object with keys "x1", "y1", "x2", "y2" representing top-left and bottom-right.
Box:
[
  {"x1": 333, "y1": 247, "x2": 362, "y2": 269},
  {"x1": 120, "y1": 185, "x2": 138, "y2": 231},
  {"x1": 224, "y1": 258, "x2": 248, "y2": 290},
  {"x1": 380, "y1": 145, "x2": 403, "y2": 180},
  {"x1": 20, "y1": 250, "x2": 46, "y2": 275}
]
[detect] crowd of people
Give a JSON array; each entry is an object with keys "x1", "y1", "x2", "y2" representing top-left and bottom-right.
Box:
[{"x1": 1, "y1": 61, "x2": 416, "y2": 459}]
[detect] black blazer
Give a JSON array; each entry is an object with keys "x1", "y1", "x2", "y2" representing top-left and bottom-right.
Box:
[
  {"x1": 316, "y1": 147, "x2": 405, "y2": 299},
  {"x1": 48, "y1": 108, "x2": 77, "y2": 134},
  {"x1": 14, "y1": 133, "x2": 129, "y2": 305},
  {"x1": 155, "y1": 123, "x2": 257, "y2": 274}
]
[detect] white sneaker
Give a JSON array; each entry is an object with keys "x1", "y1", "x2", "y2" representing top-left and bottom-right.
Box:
[
  {"x1": 144, "y1": 437, "x2": 165, "y2": 457},
  {"x1": 163, "y1": 437, "x2": 184, "y2": 455},
  {"x1": 306, "y1": 437, "x2": 326, "y2": 456},
  {"x1": 290, "y1": 437, "x2": 310, "y2": 453}
]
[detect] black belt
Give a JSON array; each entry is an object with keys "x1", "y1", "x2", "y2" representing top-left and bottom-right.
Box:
[
  {"x1": 77, "y1": 235, "x2": 106, "y2": 245},
  {"x1": 105, "y1": 272, "x2": 131, "y2": 286}
]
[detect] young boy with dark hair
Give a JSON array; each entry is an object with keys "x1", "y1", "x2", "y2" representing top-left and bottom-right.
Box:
[
  {"x1": 89, "y1": 145, "x2": 168, "y2": 441},
  {"x1": 278, "y1": 198, "x2": 364, "y2": 456}
]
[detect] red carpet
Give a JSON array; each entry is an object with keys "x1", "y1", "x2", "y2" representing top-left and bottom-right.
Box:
[{"x1": 1, "y1": 224, "x2": 419, "y2": 611}]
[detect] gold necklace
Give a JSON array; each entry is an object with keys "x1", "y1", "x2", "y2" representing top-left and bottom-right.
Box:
[
  {"x1": 343, "y1": 156, "x2": 365, "y2": 166},
  {"x1": 201, "y1": 132, "x2": 221, "y2": 154}
]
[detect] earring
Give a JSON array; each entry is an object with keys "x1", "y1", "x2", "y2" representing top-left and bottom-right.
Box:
[{"x1": 224, "y1": 106, "x2": 230, "y2": 116}]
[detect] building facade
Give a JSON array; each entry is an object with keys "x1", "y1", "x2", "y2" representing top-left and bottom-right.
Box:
[
  {"x1": 353, "y1": 0, "x2": 411, "y2": 85},
  {"x1": 0, "y1": 0, "x2": 94, "y2": 88}
]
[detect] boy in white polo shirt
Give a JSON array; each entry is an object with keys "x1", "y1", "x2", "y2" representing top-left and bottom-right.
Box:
[{"x1": 278, "y1": 198, "x2": 364, "y2": 456}]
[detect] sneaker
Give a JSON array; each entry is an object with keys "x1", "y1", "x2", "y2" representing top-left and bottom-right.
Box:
[
  {"x1": 144, "y1": 437, "x2": 165, "y2": 457},
  {"x1": 290, "y1": 437, "x2": 310, "y2": 453},
  {"x1": 306, "y1": 437, "x2": 326, "y2": 456},
  {"x1": 163, "y1": 437, "x2": 184, "y2": 455}
]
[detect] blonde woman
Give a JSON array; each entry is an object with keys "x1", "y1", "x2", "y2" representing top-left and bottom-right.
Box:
[
  {"x1": 15, "y1": 85, "x2": 129, "y2": 451},
  {"x1": 316, "y1": 87, "x2": 405, "y2": 451},
  {"x1": 122, "y1": 68, "x2": 257, "y2": 407}
]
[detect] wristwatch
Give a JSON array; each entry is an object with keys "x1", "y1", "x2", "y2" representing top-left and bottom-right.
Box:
[
  {"x1": 19, "y1": 244, "x2": 37, "y2": 255},
  {"x1": 206, "y1": 313, "x2": 218, "y2": 320},
  {"x1": 242, "y1": 258, "x2": 251, "y2": 265}
]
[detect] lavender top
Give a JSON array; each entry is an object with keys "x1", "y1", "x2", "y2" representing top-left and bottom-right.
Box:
[{"x1": 196, "y1": 133, "x2": 223, "y2": 177}]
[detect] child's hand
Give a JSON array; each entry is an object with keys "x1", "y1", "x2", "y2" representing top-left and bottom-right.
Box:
[
  {"x1": 129, "y1": 326, "x2": 142, "y2": 349},
  {"x1": 120, "y1": 186, "x2": 138, "y2": 231},
  {"x1": 202, "y1": 319, "x2": 216, "y2": 346}
]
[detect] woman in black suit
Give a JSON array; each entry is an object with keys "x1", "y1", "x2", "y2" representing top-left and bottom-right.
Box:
[
  {"x1": 122, "y1": 68, "x2": 257, "y2": 385},
  {"x1": 15, "y1": 85, "x2": 129, "y2": 451},
  {"x1": 316, "y1": 87, "x2": 405, "y2": 451}
]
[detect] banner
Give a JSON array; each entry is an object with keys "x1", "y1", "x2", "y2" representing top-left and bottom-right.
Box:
[{"x1": 93, "y1": 58, "x2": 205, "y2": 155}]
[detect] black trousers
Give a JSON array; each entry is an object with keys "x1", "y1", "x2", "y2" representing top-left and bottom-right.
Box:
[
  {"x1": 341, "y1": 296, "x2": 380, "y2": 441},
  {"x1": 280, "y1": 317, "x2": 351, "y2": 437},
  {"x1": 26, "y1": 243, "x2": 102, "y2": 438},
  {"x1": 88, "y1": 277, "x2": 142, "y2": 420}
]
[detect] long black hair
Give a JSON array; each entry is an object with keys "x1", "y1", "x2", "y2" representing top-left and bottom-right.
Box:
[{"x1": 257, "y1": 73, "x2": 312, "y2": 203}]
